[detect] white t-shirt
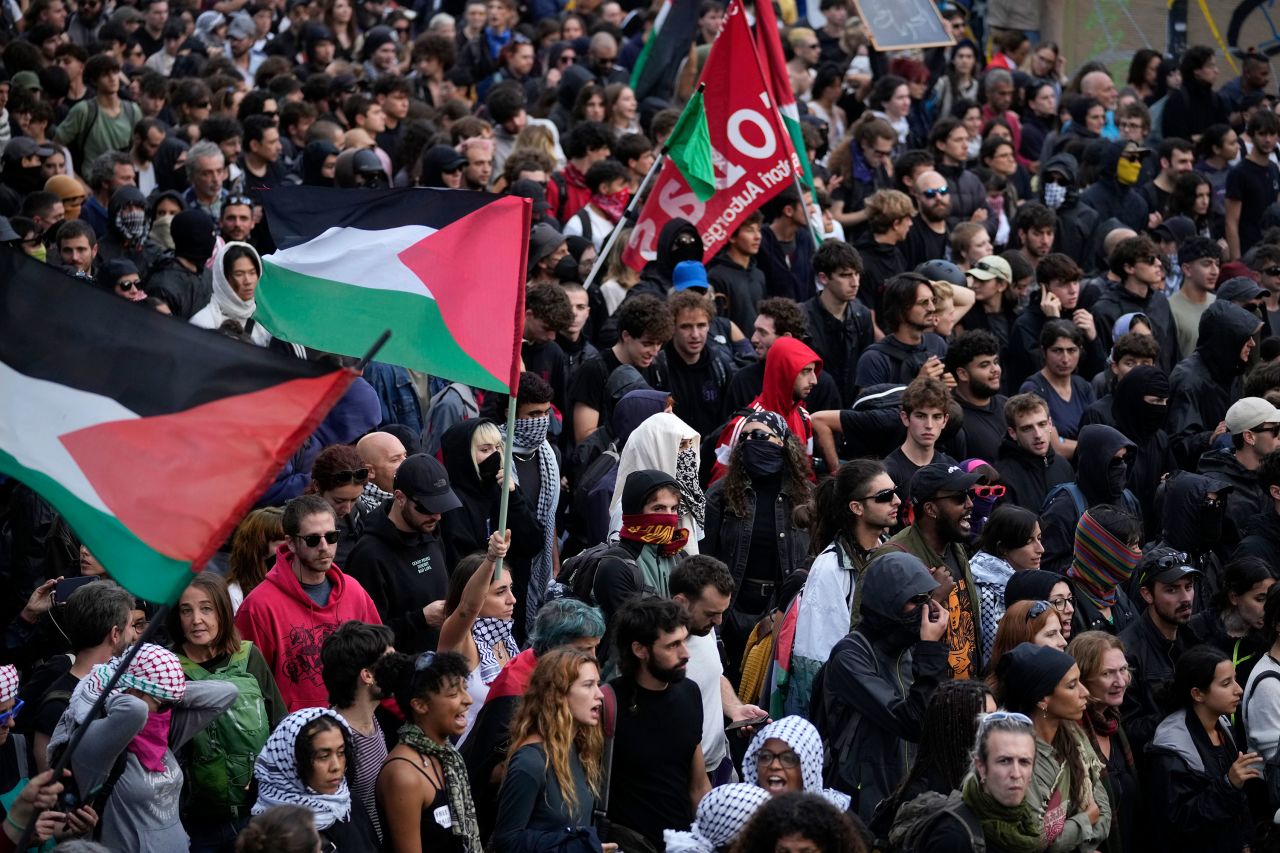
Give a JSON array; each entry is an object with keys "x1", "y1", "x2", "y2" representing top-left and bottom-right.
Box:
[{"x1": 686, "y1": 630, "x2": 727, "y2": 772}]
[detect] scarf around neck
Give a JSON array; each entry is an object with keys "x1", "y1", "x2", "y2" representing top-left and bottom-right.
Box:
[
  {"x1": 399, "y1": 723, "x2": 482, "y2": 853},
  {"x1": 252, "y1": 708, "x2": 353, "y2": 830},
  {"x1": 472, "y1": 617, "x2": 518, "y2": 684},
  {"x1": 1067, "y1": 509, "x2": 1140, "y2": 608},
  {"x1": 500, "y1": 417, "x2": 559, "y2": 628},
  {"x1": 961, "y1": 771, "x2": 1043, "y2": 853},
  {"x1": 620, "y1": 512, "x2": 689, "y2": 556}
]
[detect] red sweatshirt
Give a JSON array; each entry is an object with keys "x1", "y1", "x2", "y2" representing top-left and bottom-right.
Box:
[{"x1": 236, "y1": 545, "x2": 382, "y2": 712}]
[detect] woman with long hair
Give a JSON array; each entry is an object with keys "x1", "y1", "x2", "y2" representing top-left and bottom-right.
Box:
[
  {"x1": 1193, "y1": 124, "x2": 1238, "y2": 217},
  {"x1": 869, "y1": 680, "x2": 995, "y2": 836},
  {"x1": 604, "y1": 83, "x2": 639, "y2": 136},
  {"x1": 807, "y1": 63, "x2": 848, "y2": 154},
  {"x1": 930, "y1": 40, "x2": 980, "y2": 126},
  {"x1": 225, "y1": 507, "x2": 285, "y2": 612},
  {"x1": 867, "y1": 74, "x2": 911, "y2": 156},
  {"x1": 1188, "y1": 556, "x2": 1274, "y2": 690},
  {"x1": 171, "y1": 573, "x2": 285, "y2": 852},
  {"x1": 702, "y1": 412, "x2": 813, "y2": 680},
  {"x1": 987, "y1": 600, "x2": 1070, "y2": 682},
  {"x1": 970, "y1": 505, "x2": 1044, "y2": 662},
  {"x1": 994, "y1": 643, "x2": 1109, "y2": 851},
  {"x1": 375, "y1": 649, "x2": 482, "y2": 853},
  {"x1": 1167, "y1": 171, "x2": 1221, "y2": 239},
  {"x1": 436, "y1": 531, "x2": 514, "y2": 743},
  {"x1": 252, "y1": 708, "x2": 379, "y2": 850},
  {"x1": 1147, "y1": 645, "x2": 1255, "y2": 853},
  {"x1": 1069, "y1": 631, "x2": 1139, "y2": 853},
  {"x1": 572, "y1": 83, "x2": 607, "y2": 126},
  {"x1": 491, "y1": 649, "x2": 605, "y2": 847},
  {"x1": 323, "y1": 0, "x2": 360, "y2": 60},
  {"x1": 1021, "y1": 80, "x2": 1059, "y2": 167},
  {"x1": 1124, "y1": 49, "x2": 1163, "y2": 103}
]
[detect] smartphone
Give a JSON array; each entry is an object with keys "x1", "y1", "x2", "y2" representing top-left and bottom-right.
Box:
[
  {"x1": 726, "y1": 715, "x2": 770, "y2": 731},
  {"x1": 53, "y1": 575, "x2": 99, "y2": 605}
]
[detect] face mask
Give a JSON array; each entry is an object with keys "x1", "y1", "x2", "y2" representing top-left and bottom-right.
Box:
[
  {"x1": 116, "y1": 208, "x2": 147, "y2": 242},
  {"x1": 553, "y1": 254, "x2": 580, "y2": 283},
  {"x1": 30, "y1": 243, "x2": 46, "y2": 262},
  {"x1": 619, "y1": 512, "x2": 689, "y2": 556},
  {"x1": 127, "y1": 708, "x2": 172, "y2": 772},
  {"x1": 592, "y1": 187, "x2": 630, "y2": 223},
  {"x1": 1199, "y1": 500, "x2": 1225, "y2": 542},
  {"x1": 1116, "y1": 156, "x2": 1141, "y2": 186},
  {"x1": 1106, "y1": 457, "x2": 1129, "y2": 497},
  {"x1": 987, "y1": 195, "x2": 1004, "y2": 216},
  {"x1": 968, "y1": 494, "x2": 998, "y2": 542},
  {"x1": 1043, "y1": 181, "x2": 1067, "y2": 209},
  {"x1": 477, "y1": 451, "x2": 502, "y2": 482},
  {"x1": 510, "y1": 415, "x2": 549, "y2": 451},
  {"x1": 740, "y1": 440, "x2": 784, "y2": 477},
  {"x1": 1136, "y1": 401, "x2": 1168, "y2": 436},
  {"x1": 150, "y1": 214, "x2": 175, "y2": 250},
  {"x1": 671, "y1": 235, "x2": 702, "y2": 265}
]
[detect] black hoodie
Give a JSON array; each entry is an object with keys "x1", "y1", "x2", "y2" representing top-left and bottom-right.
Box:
[
  {"x1": 1161, "y1": 77, "x2": 1229, "y2": 143},
  {"x1": 1091, "y1": 273, "x2": 1181, "y2": 377},
  {"x1": 1038, "y1": 152, "x2": 1099, "y2": 269},
  {"x1": 994, "y1": 435, "x2": 1075, "y2": 512},
  {"x1": 97, "y1": 186, "x2": 160, "y2": 277},
  {"x1": 1168, "y1": 301, "x2": 1261, "y2": 468},
  {"x1": 596, "y1": 218, "x2": 702, "y2": 348},
  {"x1": 1151, "y1": 471, "x2": 1232, "y2": 608},
  {"x1": 1079, "y1": 141, "x2": 1151, "y2": 237},
  {"x1": 1110, "y1": 365, "x2": 1176, "y2": 535},
  {"x1": 1039, "y1": 424, "x2": 1138, "y2": 574}
]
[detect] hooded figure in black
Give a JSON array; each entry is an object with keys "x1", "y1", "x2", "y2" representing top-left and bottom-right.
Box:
[
  {"x1": 0, "y1": 141, "x2": 47, "y2": 215},
  {"x1": 816, "y1": 551, "x2": 949, "y2": 820},
  {"x1": 1039, "y1": 424, "x2": 1140, "y2": 574},
  {"x1": 1151, "y1": 471, "x2": 1233, "y2": 609},
  {"x1": 143, "y1": 208, "x2": 216, "y2": 319},
  {"x1": 595, "y1": 218, "x2": 702, "y2": 347},
  {"x1": 1038, "y1": 152, "x2": 1099, "y2": 270},
  {"x1": 1079, "y1": 141, "x2": 1150, "y2": 246},
  {"x1": 1168, "y1": 301, "x2": 1262, "y2": 469},
  {"x1": 437, "y1": 418, "x2": 544, "y2": 636},
  {"x1": 300, "y1": 140, "x2": 339, "y2": 187},
  {"x1": 97, "y1": 186, "x2": 159, "y2": 276},
  {"x1": 1110, "y1": 365, "x2": 1175, "y2": 535},
  {"x1": 153, "y1": 137, "x2": 190, "y2": 193},
  {"x1": 547, "y1": 63, "x2": 594, "y2": 134}
]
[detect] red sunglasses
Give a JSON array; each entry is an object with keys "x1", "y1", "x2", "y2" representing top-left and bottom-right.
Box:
[{"x1": 971, "y1": 484, "x2": 1007, "y2": 499}]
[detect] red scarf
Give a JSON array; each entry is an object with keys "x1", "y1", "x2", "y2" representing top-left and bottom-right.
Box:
[
  {"x1": 562, "y1": 161, "x2": 588, "y2": 189},
  {"x1": 592, "y1": 187, "x2": 630, "y2": 223},
  {"x1": 619, "y1": 512, "x2": 689, "y2": 556}
]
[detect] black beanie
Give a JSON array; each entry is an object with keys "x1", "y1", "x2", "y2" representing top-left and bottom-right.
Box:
[
  {"x1": 996, "y1": 642, "x2": 1076, "y2": 714},
  {"x1": 1004, "y1": 570, "x2": 1063, "y2": 607},
  {"x1": 620, "y1": 469, "x2": 680, "y2": 515},
  {"x1": 171, "y1": 209, "x2": 217, "y2": 267}
]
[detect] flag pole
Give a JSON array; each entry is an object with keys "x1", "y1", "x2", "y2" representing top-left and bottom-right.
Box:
[
  {"x1": 580, "y1": 136, "x2": 671, "y2": 293},
  {"x1": 16, "y1": 599, "x2": 177, "y2": 850},
  {"x1": 793, "y1": 171, "x2": 822, "y2": 249},
  {"x1": 353, "y1": 329, "x2": 393, "y2": 372},
  {"x1": 493, "y1": 392, "x2": 518, "y2": 580}
]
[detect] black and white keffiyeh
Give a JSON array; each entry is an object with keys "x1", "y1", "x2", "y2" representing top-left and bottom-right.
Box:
[
  {"x1": 742, "y1": 716, "x2": 852, "y2": 811},
  {"x1": 663, "y1": 783, "x2": 771, "y2": 852},
  {"x1": 501, "y1": 416, "x2": 560, "y2": 628},
  {"x1": 252, "y1": 708, "x2": 353, "y2": 830},
  {"x1": 675, "y1": 446, "x2": 705, "y2": 528},
  {"x1": 471, "y1": 617, "x2": 518, "y2": 684}
]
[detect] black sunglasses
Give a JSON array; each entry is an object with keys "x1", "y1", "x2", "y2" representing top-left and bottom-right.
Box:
[
  {"x1": 855, "y1": 487, "x2": 897, "y2": 503},
  {"x1": 116, "y1": 278, "x2": 142, "y2": 292},
  {"x1": 296, "y1": 530, "x2": 340, "y2": 547},
  {"x1": 1263, "y1": 266, "x2": 1280, "y2": 277},
  {"x1": 324, "y1": 467, "x2": 368, "y2": 485},
  {"x1": 412, "y1": 499, "x2": 439, "y2": 516},
  {"x1": 742, "y1": 428, "x2": 780, "y2": 443},
  {"x1": 934, "y1": 492, "x2": 971, "y2": 505}
]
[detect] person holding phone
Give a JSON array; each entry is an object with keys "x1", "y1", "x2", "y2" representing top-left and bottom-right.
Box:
[{"x1": 813, "y1": 551, "x2": 950, "y2": 821}]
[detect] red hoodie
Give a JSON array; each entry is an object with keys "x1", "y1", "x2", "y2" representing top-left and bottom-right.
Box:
[
  {"x1": 710, "y1": 337, "x2": 822, "y2": 483},
  {"x1": 236, "y1": 545, "x2": 382, "y2": 712}
]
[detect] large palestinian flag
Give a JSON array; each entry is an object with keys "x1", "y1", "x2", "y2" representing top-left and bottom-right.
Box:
[
  {"x1": 258, "y1": 187, "x2": 530, "y2": 394},
  {"x1": 0, "y1": 248, "x2": 355, "y2": 604}
]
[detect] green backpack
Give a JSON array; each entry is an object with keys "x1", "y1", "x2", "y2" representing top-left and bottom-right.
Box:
[{"x1": 180, "y1": 644, "x2": 270, "y2": 813}]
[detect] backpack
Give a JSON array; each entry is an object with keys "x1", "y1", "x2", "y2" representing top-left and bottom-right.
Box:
[
  {"x1": 807, "y1": 632, "x2": 874, "y2": 796},
  {"x1": 1040, "y1": 482, "x2": 1142, "y2": 520},
  {"x1": 886, "y1": 790, "x2": 985, "y2": 853},
  {"x1": 557, "y1": 542, "x2": 639, "y2": 605},
  {"x1": 1244, "y1": 666, "x2": 1280, "y2": 810},
  {"x1": 573, "y1": 208, "x2": 594, "y2": 244},
  {"x1": 567, "y1": 445, "x2": 620, "y2": 551},
  {"x1": 422, "y1": 381, "x2": 479, "y2": 455},
  {"x1": 179, "y1": 643, "x2": 270, "y2": 813},
  {"x1": 66, "y1": 99, "x2": 141, "y2": 177}
]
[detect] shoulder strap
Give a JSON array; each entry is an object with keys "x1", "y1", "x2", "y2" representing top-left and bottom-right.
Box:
[
  {"x1": 575, "y1": 208, "x2": 593, "y2": 242},
  {"x1": 551, "y1": 172, "x2": 569, "y2": 221},
  {"x1": 594, "y1": 684, "x2": 617, "y2": 829},
  {"x1": 12, "y1": 734, "x2": 26, "y2": 783},
  {"x1": 1245, "y1": 668, "x2": 1280, "y2": 717}
]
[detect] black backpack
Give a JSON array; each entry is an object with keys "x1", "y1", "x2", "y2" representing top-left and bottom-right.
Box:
[
  {"x1": 1245, "y1": 666, "x2": 1280, "y2": 811},
  {"x1": 557, "y1": 542, "x2": 639, "y2": 605}
]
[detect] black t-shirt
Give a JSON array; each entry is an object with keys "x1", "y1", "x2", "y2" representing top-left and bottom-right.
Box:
[
  {"x1": 33, "y1": 671, "x2": 80, "y2": 738},
  {"x1": 607, "y1": 676, "x2": 703, "y2": 844},
  {"x1": 901, "y1": 218, "x2": 950, "y2": 269},
  {"x1": 1226, "y1": 157, "x2": 1280, "y2": 254},
  {"x1": 882, "y1": 446, "x2": 957, "y2": 527},
  {"x1": 657, "y1": 344, "x2": 731, "y2": 439},
  {"x1": 955, "y1": 393, "x2": 1008, "y2": 464},
  {"x1": 567, "y1": 349, "x2": 655, "y2": 429},
  {"x1": 523, "y1": 338, "x2": 569, "y2": 414}
]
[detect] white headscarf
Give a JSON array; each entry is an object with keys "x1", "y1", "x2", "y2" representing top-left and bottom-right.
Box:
[
  {"x1": 608, "y1": 412, "x2": 702, "y2": 552},
  {"x1": 210, "y1": 240, "x2": 261, "y2": 324},
  {"x1": 252, "y1": 708, "x2": 353, "y2": 830},
  {"x1": 663, "y1": 783, "x2": 771, "y2": 852},
  {"x1": 742, "y1": 716, "x2": 852, "y2": 811}
]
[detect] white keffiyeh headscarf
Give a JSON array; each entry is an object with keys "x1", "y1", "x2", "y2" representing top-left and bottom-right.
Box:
[
  {"x1": 252, "y1": 708, "x2": 353, "y2": 830},
  {"x1": 742, "y1": 716, "x2": 852, "y2": 811},
  {"x1": 663, "y1": 783, "x2": 771, "y2": 852}
]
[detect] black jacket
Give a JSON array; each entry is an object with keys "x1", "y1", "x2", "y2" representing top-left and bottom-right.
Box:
[
  {"x1": 1198, "y1": 449, "x2": 1263, "y2": 551},
  {"x1": 1158, "y1": 471, "x2": 1232, "y2": 603},
  {"x1": 1039, "y1": 153, "x2": 1099, "y2": 270},
  {"x1": 801, "y1": 296, "x2": 873, "y2": 405},
  {"x1": 1168, "y1": 302, "x2": 1259, "y2": 469},
  {"x1": 1003, "y1": 291, "x2": 1108, "y2": 393},
  {"x1": 855, "y1": 333, "x2": 948, "y2": 388},
  {"x1": 758, "y1": 223, "x2": 817, "y2": 303},
  {"x1": 852, "y1": 233, "x2": 907, "y2": 315},
  {"x1": 1091, "y1": 278, "x2": 1180, "y2": 376},
  {"x1": 1071, "y1": 585, "x2": 1138, "y2": 637},
  {"x1": 700, "y1": 479, "x2": 810, "y2": 604},
  {"x1": 1119, "y1": 611, "x2": 1191, "y2": 757},
  {"x1": 993, "y1": 436, "x2": 1074, "y2": 511},
  {"x1": 818, "y1": 552, "x2": 950, "y2": 821},
  {"x1": 1079, "y1": 142, "x2": 1151, "y2": 236},
  {"x1": 1039, "y1": 425, "x2": 1137, "y2": 574},
  {"x1": 1161, "y1": 79, "x2": 1230, "y2": 143},
  {"x1": 1110, "y1": 365, "x2": 1177, "y2": 536},
  {"x1": 1233, "y1": 509, "x2": 1280, "y2": 568},
  {"x1": 143, "y1": 254, "x2": 210, "y2": 320},
  {"x1": 342, "y1": 505, "x2": 449, "y2": 654},
  {"x1": 97, "y1": 186, "x2": 161, "y2": 278},
  {"x1": 707, "y1": 252, "x2": 767, "y2": 336}
]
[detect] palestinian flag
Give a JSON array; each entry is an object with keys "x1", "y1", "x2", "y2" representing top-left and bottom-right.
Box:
[
  {"x1": 630, "y1": 0, "x2": 700, "y2": 102},
  {"x1": 0, "y1": 248, "x2": 355, "y2": 605},
  {"x1": 258, "y1": 187, "x2": 529, "y2": 394}
]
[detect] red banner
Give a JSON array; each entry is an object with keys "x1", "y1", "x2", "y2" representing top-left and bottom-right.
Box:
[{"x1": 622, "y1": 0, "x2": 796, "y2": 271}]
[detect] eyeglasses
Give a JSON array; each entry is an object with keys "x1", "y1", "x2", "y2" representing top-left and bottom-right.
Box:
[
  {"x1": 971, "y1": 484, "x2": 1006, "y2": 499},
  {"x1": 921, "y1": 186, "x2": 949, "y2": 199},
  {"x1": 855, "y1": 487, "x2": 897, "y2": 503},
  {"x1": 1026, "y1": 600, "x2": 1051, "y2": 619},
  {"x1": 324, "y1": 467, "x2": 369, "y2": 485},
  {"x1": 559, "y1": 54, "x2": 576, "y2": 65},
  {"x1": 755, "y1": 749, "x2": 801, "y2": 768},
  {"x1": 296, "y1": 530, "x2": 340, "y2": 547},
  {"x1": 116, "y1": 278, "x2": 142, "y2": 292},
  {"x1": 0, "y1": 700, "x2": 24, "y2": 726},
  {"x1": 1048, "y1": 595, "x2": 1074, "y2": 612}
]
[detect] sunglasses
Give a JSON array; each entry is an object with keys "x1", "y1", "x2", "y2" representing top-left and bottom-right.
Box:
[
  {"x1": 973, "y1": 260, "x2": 1007, "y2": 278},
  {"x1": 1026, "y1": 599, "x2": 1051, "y2": 619},
  {"x1": 225, "y1": 194, "x2": 255, "y2": 208},
  {"x1": 559, "y1": 54, "x2": 576, "y2": 64},
  {"x1": 979, "y1": 710, "x2": 1033, "y2": 729},
  {"x1": 971, "y1": 484, "x2": 1006, "y2": 499},
  {"x1": 921, "y1": 186, "x2": 949, "y2": 199},
  {"x1": 907, "y1": 593, "x2": 933, "y2": 607},
  {"x1": 743, "y1": 428, "x2": 781, "y2": 444},
  {"x1": 415, "y1": 650, "x2": 437, "y2": 671},
  {"x1": 1263, "y1": 266, "x2": 1280, "y2": 277},
  {"x1": 855, "y1": 487, "x2": 897, "y2": 503},
  {"x1": 0, "y1": 699, "x2": 23, "y2": 726},
  {"x1": 934, "y1": 492, "x2": 971, "y2": 505},
  {"x1": 296, "y1": 530, "x2": 340, "y2": 547},
  {"x1": 1252, "y1": 423, "x2": 1280, "y2": 436},
  {"x1": 412, "y1": 499, "x2": 440, "y2": 516},
  {"x1": 194, "y1": 101, "x2": 211, "y2": 109},
  {"x1": 116, "y1": 278, "x2": 142, "y2": 292},
  {"x1": 325, "y1": 467, "x2": 369, "y2": 485}
]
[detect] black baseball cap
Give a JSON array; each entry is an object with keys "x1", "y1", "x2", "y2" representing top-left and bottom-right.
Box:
[
  {"x1": 393, "y1": 454, "x2": 461, "y2": 514},
  {"x1": 909, "y1": 463, "x2": 986, "y2": 505},
  {"x1": 1136, "y1": 546, "x2": 1201, "y2": 588}
]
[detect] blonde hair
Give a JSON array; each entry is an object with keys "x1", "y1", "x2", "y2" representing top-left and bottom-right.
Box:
[
  {"x1": 514, "y1": 124, "x2": 558, "y2": 162},
  {"x1": 1067, "y1": 631, "x2": 1126, "y2": 683},
  {"x1": 471, "y1": 421, "x2": 503, "y2": 478}
]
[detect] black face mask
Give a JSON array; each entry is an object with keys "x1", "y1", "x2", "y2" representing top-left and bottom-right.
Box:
[
  {"x1": 741, "y1": 440, "x2": 784, "y2": 477},
  {"x1": 1136, "y1": 401, "x2": 1168, "y2": 436},
  {"x1": 553, "y1": 254, "x2": 581, "y2": 283},
  {"x1": 1106, "y1": 457, "x2": 1129, "y2": 497},
  {"x1": 1199, "y1": 500, "x2": 1225, "y2": 542},
  {"x1": 670, "y1": 235, "x2": 702, "y2": 265},
  {"x1": 478, "y1": 452, "x2": 502, "y2": 482}
]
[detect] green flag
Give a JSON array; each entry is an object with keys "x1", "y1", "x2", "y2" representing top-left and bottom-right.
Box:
[{"x1": 666, "y1": 90, "x2": 716, "y2": 202}]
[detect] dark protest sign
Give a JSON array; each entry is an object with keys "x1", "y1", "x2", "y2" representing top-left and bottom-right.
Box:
[{"x1": 851, "y1": 0, "x2": 956, "y2": 50}]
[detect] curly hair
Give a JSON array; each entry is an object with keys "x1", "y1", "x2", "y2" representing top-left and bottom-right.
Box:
[
  {"x1": 720, "y1": 423, "x2": 813, "y2": 518},
  {"x1": 226, "y1": 507, "x2": 285, "y2": 600},
  {"x1": 505, "y1": 649, "x2": 603, "y2": 814},
  {"x1": 307, "y1": 444, "x2": 366, "y2": 493},
  {"x1": 731, "y1": 791, "x2": 865, "y2": 853}
]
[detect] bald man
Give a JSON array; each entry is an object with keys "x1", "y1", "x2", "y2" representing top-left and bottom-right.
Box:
[
  {"x1": 356, "y1": 431, "x2": 407, "y2": 513},
  {"x1": 1080, "y1": 70, "x2": 1120, "y2": 140},
  {"x1": 903, "y1": 169, "x2": 952, "y2": 268}
]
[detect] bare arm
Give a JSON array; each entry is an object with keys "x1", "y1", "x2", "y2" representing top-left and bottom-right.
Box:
[
  {"x1": 689, "y1": 744, "x2": 711, "y2": 810},
  {"x1": 1225, "y1": 198, "x2": 1243, "y2": 261},
  {"x1": 810, "y1": 409, "x2": 843, "y2": 473},
  {"x1": 437, "y1": 531, "x2": 510, "y2": 664},
  {"x1": 573, "y1": 404, "x2": 601, "y2": 444}
]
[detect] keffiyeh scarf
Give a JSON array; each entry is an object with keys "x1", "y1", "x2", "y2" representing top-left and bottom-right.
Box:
[
  {"x1": 663, "y1": 783, "x2": 771, "y2": 852},
  {"x1": 676, "y1": 446, "x2": 705, "y2": 528},
  {"x1": 501, "y1": 416, "x2": 560, "y2": 629},
  {"x1": 399, "y1": 722, "x2": 482, "y2": 853},
  {"x1": 742, "y1": 716, "x2": 851, "y2": 810},
  {"x1": 472, "y1": 617, "x2": 518, "y2": 684},
  {"x1": 252, "y1": 708, "x2": 353, "y2": 831}
]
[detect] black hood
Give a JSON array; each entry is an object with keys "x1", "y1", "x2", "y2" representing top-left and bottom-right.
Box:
[
  {"x1": 1040, "y1": 151, "x2": 1081, "y2": 206},
  {"x1": 1112, "y1": 364, "x2": 1170, "y2": 440},
  {"x1": 439, "y1": 418, "x2": 496, "y2": 500},
  {"x1": 1075, "y1": 424, "x2": 1137, "y2": 504},
  {"x1": 1161, "y1": 471, "x2": 1231, "y2": 550},
  {"x1": 302, "y1": 140, "x2": 339, "y2": 187},
  {"x1": 1005, "y1": 569, "x2": 1064, "y2": 606},
  {"x1": 1195, "y1": 300, "x2": 1262, "y2": 381},
  {"x1": 557, "y1": 63, "x2": 595, "y2": 111},
  {"x1": 620, "y1": 468, "x2": 680, "y2": 515},
  {"x1": 106, "y1": 186, "x2": 146, "y2": 238},
  {"x1": 653, "y1": 217, "x2": 701, "y2": 281},
  {"x1": 856, "y1": 551, "x2": 937, "y2": 643}
]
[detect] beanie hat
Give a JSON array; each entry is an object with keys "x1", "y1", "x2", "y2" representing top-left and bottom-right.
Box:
[
  {"x1": 620, "y1": 468, "x2": 680, "y2": 515},
  {"x1": 1003, "y1": 569, "x2": 1062, "y2": 607},
  {"x1": 1067, "y1": 509, "x2": 1142, "y2": 608},
  {"x1": 170, "y1": 209, "x2": 217, "y2": 267},
  {"x1": 996, "y1": 642, "x2": 1075, "y2": 714},
  {"x1": 361, "y1": 25, "x2": 396, "y2": 61}
]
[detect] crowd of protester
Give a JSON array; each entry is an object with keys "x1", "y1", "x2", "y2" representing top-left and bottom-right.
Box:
[{"x1": 5, "y1": 0, "x2": 1280, "y2": 850}]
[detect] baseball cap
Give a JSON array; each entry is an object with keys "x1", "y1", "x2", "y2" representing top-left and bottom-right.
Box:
[
  {"x1": 909, "y1": 463, "x2": 986, "y2": 505},
  {"x1": 227, "y1": 11, "x2": 256, "y2": 40},
  {"x1": 1225, "y1": 397, "x2": 1280, "y2": 435},
  {"x1": 527, "y1": 222, "x2": 567, "y2": 272},
  {"x1": 393, "y1": 454, "x2": 461, "y2": 514},
  {"x1": 4, "y1": 137, "x2": 54, "y2": 159},
  {"x1": 508, "y1": 178, "x2": 549, "y2": 214},
  {"x1": 1216, "y1": 276, "x2": 1267, "y2": 303},
  {"x1": 10, "y1": 71, "x2": 41, "y2": 92},
  {"x1": 1137, "y1": 546, "x2": 1200, "y2": 588},
  {"x1": 1153, "y1": 215, "x2": 1196, "y2": 246},
  {"x1": 968, "y1": 255, "x2": 1012, "y2": 283},
  {"x1": 672, "y1": 259, "x2": 709, "y2": 291},
  {"x1": 110, "y1": 5, "x2": 145, "y2": 24}
]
